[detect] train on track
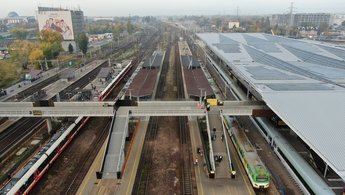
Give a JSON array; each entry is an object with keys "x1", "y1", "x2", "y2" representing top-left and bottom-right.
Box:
[
  {"x1": 98, "y1": 61, "x2": 132, "y2": 101},
  {"x1": 0, "y1": 61, "x2": 132, "y2": 195},
  {"x1": 223, "y1": 116, "x2": 270, "y2": 190},
  {"x1": 0, "y1": 116, "x2": 86, "y2": 195},
  {"x1": 253, "y1": 117, "x2": 336, "y2": 195}
]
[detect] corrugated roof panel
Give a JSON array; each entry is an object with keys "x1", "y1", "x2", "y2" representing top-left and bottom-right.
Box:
[
  {"x1": 318, "y1": 45, "x2": 345, "y2": 60},
  {"x1": 246, "y1": 66, "x2": 304, "y2": 80},
  {"x1": 262, "y1": 91, "x2": 345, "y2": 180}
]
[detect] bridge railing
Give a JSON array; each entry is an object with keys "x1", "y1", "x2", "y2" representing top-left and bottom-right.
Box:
[{"x1": 205, "y1": 110, "x2": 216, "y2": 176}]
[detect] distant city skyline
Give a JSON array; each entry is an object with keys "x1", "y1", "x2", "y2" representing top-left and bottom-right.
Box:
[{"x1": 1, "y1": 0, "x2": 344, "y2": 17}]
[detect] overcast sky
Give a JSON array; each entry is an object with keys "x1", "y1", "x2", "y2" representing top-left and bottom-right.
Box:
[{"x1": 1, "y1": 0, "x2": 344, "y2": 17}]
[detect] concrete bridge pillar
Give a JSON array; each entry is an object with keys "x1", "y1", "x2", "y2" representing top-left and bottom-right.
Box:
[{"x1": 46, "y1": 118, "x2": 52, "y2": 134}]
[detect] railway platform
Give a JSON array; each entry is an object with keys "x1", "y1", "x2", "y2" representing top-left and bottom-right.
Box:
[
  {"x1": 0, "y1": 118, "x2": 17, "y2": 134},
  {"x1": 43, "y1": 60, "x2": 106, "y2": 101},
  {"x1": 77, "y1": 120, "x2": 149, "y2": 194},
  {"x1": 207, "y1": 111, "x2": 230, "y2": 179},
  {"x1": 0, "y1": 67, "x2": 61, "y2": 102},
  {"x1": 188, "y1": 116, "x2": 255, "y2": 195}
]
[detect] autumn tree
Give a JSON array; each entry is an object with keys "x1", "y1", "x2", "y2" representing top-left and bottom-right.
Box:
[
  {"x1": 38, "y1": 30, "x2": 63, "y2": 60},
  {"x1": 9, "y1": 40, "x2": 37, "y2": 69},
  {"x1": 77, "y1": 32, "x2": 89, "y2": 55},
  {"x1": 10, "y1": 28, "x2": 28, "y2": 40},
  {"x1": 10, "y1": 30, "x2": 63, "y2": 69},
  {"x1": 0, "y1": 61, "x2": 20, "y2": 87},
  {"x1": 38, "y1": 30, "x2": 63, "y2": 45},
  {"x1": 29, "y1": 49, "x2": 44, "y2": 69}
]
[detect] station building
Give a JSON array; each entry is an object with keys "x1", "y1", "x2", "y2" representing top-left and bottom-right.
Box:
[{"x1": 271, "y1": 13, "x2": 331, "y2": 28}]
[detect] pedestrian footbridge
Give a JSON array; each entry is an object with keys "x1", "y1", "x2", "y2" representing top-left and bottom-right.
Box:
[
  {"x1": 0, "y1": 100, "x2": 271, "y2": 117},
  {"x1": 0, "y1": 100, "x2": 273, "y2": 180}
]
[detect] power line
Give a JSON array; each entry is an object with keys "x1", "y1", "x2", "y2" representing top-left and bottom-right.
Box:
[{"x1": 286, "y1": 2, "x2": 297, "y2": 36}]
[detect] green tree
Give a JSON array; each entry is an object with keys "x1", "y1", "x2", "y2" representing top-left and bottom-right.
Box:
[
  {"x1": 317, "y1": 23, "x2": 329, "y2": 35},
  {"x1": 215, "y1": 18, "x2": 222, "y2": 28},
  {"x1": 127, "y1": 16, "x2": 133, "y2": 35},
  {"x1": 38, "y1": 30, "x2": 63, "y2": 61},
  {"x1": 342, "y1": 21, "x2": 345, "y2": 27},
  {"x1": 38, "y1": 30, "x2": 63, "y2": 44},
  {"x1": 41, "y1": 42, "x2": 61, "y2": 60},
  {"x1": 68, "y1": 43, "x2": 74, "y2": 54},
  {"x1": 264, "y1": 17, "x2": 271, "y2": 32},
  {"x1": 78, "y1": 32, "x2": 89, "y2": 55},
  {"x1": 112, "y1": 23, "x2": 126, "y2": 40},
  {"x1": 0, "y1": 24, "x2": 7, "y2": 32},
  {"x1": 10, "y1": 28, "x2": 28, "y2": 40}
]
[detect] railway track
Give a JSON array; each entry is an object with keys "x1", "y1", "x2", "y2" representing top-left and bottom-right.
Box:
[
  {"x1": 0, "y1": 25, "x2": 160, "y2": 195},
  {"x1": 133, "y1": 28, "x2": 184, "y2": 195},
  {"x1": 5, "y1": 75, "x2": 60, "y2": 102},
  {"x1": 132, "y1": 29, "x2": 165, "y2": 195},
  {"x1": 63, "y1": 118, "x2": 111, "y2": 195},
  {"x1": 191, "y1": 35, "x2": 304, "y2": 194},
  {"x1": 133, "y1": 27, "x2": 196, "y2": 195},
  {"x1": 0, "y1": 118, "x2": 44, "y2": 162},
  {"x1": 179, "y1": 116, "x2": 192, "y2": 195},
  {"x1": 29, "y1": 26, "x2": 161, "y2": 194},
  {"x1": 58, "y1": 61, "x2": 108, "y2": 101},
  {"x1": 176, "y1": 42, "x2": 194, "y2": 195},
  {"x1": 132, "y1": 116, "x2": 159, "y2": 195}
]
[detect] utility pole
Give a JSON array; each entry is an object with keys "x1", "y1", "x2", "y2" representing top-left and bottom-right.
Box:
[
  {"x1": 236, "y1": 7, "x2": 239, "y2": 21},
  {"x1": 286, "y1": 2, "x2": 296, "y2": 36}
]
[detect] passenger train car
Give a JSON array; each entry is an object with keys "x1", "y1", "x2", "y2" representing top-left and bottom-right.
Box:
[
  {"x1": 253, "y1": 117, "x2": 335, "y2": 195},
  {"x1": 223, "y1": 116, "x2": 270, "y2": 190},
  {"x1": 98, "y1": 61, "x2": 132, "y2": 101},
  {"x1": 0, "y1": 117, "x2": 86, "y2": 195}
]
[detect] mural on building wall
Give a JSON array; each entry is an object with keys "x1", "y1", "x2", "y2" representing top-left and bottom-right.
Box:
[{"x1": 37, "y1": 11, "x2": 74, "y2": 40}]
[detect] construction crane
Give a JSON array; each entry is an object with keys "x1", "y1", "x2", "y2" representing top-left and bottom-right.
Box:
[{"x1": 271, "y1": 29, "x2": 275, "y2": 36}]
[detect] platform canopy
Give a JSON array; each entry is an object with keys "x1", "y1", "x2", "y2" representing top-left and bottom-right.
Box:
[{"x1": 198, "y1": 33, "x2": 345, "y2": 180}]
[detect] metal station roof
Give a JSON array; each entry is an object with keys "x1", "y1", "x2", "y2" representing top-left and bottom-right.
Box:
[
  {"x1": 184, "y1": 68, "x2": 213, "y2": 97},
  {"x1": 97, "y1": 67, "x2": 112, "y2": 78},
  {"x1": 181, "y1": 55, "x2": 201, "y2": 68},
  {"x1": 126, "y1": 69, "x2": 159, "y2": 98},
  {"x1": 197, "y1": 33, "x2": 345, "y2": 180},
  {"x1": 142, "y1": 50, "x2": 164, "y2": 69}
]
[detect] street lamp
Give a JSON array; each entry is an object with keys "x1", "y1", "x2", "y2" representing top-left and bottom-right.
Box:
[
  {"x1": 199, "y1": 88, "x2": 204, "y2": 105},
  {"x1": 128, "y1": 89, "x2": 132, "y2": 100}
]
